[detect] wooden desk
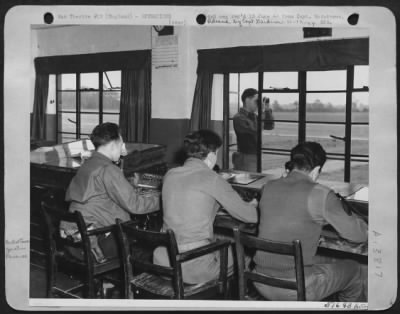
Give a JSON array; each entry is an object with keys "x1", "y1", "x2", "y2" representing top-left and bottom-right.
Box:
[{"x1": 30, "y1": 140, "x2": 167, "y2": 190}]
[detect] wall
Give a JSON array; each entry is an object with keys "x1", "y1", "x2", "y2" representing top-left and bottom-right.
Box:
[{"x1": 32, "y1": 25, "x2": 369, "y2": 163}]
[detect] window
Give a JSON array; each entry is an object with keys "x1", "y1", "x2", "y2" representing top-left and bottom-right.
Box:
[
  {"x1": 56, "y1": 71, "x2": 121, "y2": 143},
  {"x1": 224, "y1": 66, "x2": 369, "y2": 183}
]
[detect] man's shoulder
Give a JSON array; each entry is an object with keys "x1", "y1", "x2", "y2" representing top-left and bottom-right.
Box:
[{"x1": 233, "y1": 110, "x2": 249, "y2": 122}]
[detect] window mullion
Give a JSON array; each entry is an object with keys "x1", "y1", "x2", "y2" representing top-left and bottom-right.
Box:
[
  {"x1": 223, "y1": 74, "x2": 229, "y2": 169},
  {"x1": 344, "y1": 66, "x2": 354, "y2": 182},
  {"x1": 298, "y1": 71, "x2": 306, "y2": 143},
  {"x1": 55, "y1": 74, "x2": 59, "y2": 143},
  {"x1": 99, "y1": 72, "x2": 103, "y2": 124},
  {"x1": 257, "y1": 71, "x2": 263, "y2": 172},
  {"x1": 76, "y1": 73, "x2": 80, "y2": 139}
]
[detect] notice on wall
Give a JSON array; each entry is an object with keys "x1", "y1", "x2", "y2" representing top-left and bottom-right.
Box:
[{"x1": 152, "y1": 35, "x2": 179, "y2": 69}]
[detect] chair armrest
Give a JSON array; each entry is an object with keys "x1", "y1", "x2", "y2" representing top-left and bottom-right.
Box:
[
  {"x1": 87, "y1": 225, "x2": 115, "y2": 236},
  {"x1": 176, "y1": 239, "x2": 231, "y2": 263}
]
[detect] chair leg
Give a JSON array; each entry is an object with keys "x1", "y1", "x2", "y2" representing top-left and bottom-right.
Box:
[
  {"x1": 99, "y1": 279, "x2": 105, "y2": 299},
  {"x1": 47, "y1": 255, "x2": 56, "y2": 298},
  {"x1": 86, "y1": 272, "x2": 95, "y2": 298}
]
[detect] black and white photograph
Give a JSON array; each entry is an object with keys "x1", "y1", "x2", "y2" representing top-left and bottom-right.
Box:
[{"x1": 3, "y1": 5, "x2": 397, "y2": 311}]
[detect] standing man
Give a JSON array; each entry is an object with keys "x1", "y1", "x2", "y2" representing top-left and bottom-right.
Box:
[{"x1": 232, "y1": 88, "x2": 274, "y2": 172}]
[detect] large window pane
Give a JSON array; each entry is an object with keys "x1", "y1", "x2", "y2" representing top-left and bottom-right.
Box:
[
  {"x1": 262, "y1": 154, "x2": 289, "y2": 176},
  {"x1": 229, "y1": 93, "x2": 240, "y2": 118},
  {"x1": 350, "y1": 161, "x2": 369, "y2": 185},
  {"x1": 239, "y1": 72, "x2": 258, "y2": 96},
  {"x1": 306, "y1": 123, "x2": 345, "y2": 154},
  {"x1": 102, "y1": 114, "x2": 119, "y2": 124},
  {"x1": 306, "y1": 93, "x2": 346, "y2": 122},
  {"x1": 59, "y1": 74, "x2": 76, "y2": 90},
  {"x1": 317, "y1": 159, "x2": 345, "y2": 182},
  {"x1": 354, "y1": 66, "x2": 369, "y2": 89},
  {"x1": 60, "y1": 135, "x2": 77, "y2": 143},
  {"x1": 263, "y1": 72, "x2": 298, "y2": 90},
  {"x1": 264, "y1": 93, "x2": 299, "y2": 121},
  {"x1": 103, "y1": 71, "x2": 121, "y2": 90},
  {"x1": 80, "y1": 113, "x2": 99, "y2": 134},
  {"x1": 229, "y1": 73, "x2": 240, "y2": 118},
  {"x1": 81, "y1": 91, "x2": 99, "y2": 111},
  {"x1": 58, "y1": 91, "x2": 76, "y2": 111},
  {"x1": 262, "y1": 122, "x2": 298, "y2": 151},
  {"x1": 352, "y1": 92, "x2": 369, "y2": 122},
  {"x1": 307, "y1": 70, "x2": 346, "y2": 91},
  {"x1": 58, "y1": 112, "x2": 77, "y2": 133},
  {"x1": 103, "y1": 91, "x2": 121, "y2": 113},
  {"x1": 80, "y1": 73, "x2": 99, "y2": 90},
  {"x1": 351, "y1": 125, "x2": 369, "y2": 156}
]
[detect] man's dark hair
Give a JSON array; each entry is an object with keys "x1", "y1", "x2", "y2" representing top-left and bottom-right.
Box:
[
  {"x1": 241, "y1": 88, "x2": 258, "y2": 104},
  {"x1": 285, "y1": 142, "x2": 327, "y2": 172},
  {"x1": 183, "y1": 129, "x2": 222, "y2": 159},
  {"x1": 90, "y1": 122, "x2": 121, "y2": 149}
]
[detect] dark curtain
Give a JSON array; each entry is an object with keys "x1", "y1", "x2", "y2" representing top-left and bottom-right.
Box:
[
  {"x1": 197, "y1": 38, "x2": 369, "y2": 73},
  {"x1": 189, "y1": 71, "x2": 214, "y2": 131},
  {"x1": 119, "y1": 58, "x2": 151, "y2": 142},
  {"x1": 31, "y1": 73, "x2": 49, "y2": 140}
]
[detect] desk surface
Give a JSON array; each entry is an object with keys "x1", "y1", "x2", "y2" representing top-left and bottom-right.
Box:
[{"x1": 220, "y1": 169, "x2": 368, "y2": 202}]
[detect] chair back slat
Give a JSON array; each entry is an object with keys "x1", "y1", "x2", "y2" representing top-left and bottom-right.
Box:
[
  {"x1": 125, "y1": 227, "x2": 172, "y2": 247},
  {"x1": 233, "y1": 228, "x2": 306, "y2": 301},
  {"x1": 244, "y1": 271, "x2": 298, "y2": 290},
  {"x1": 132, "y1": 259, "x2": 175, "y2": 277},
  {"x1": 240, "y1": 234, "x2": 295, "y2": 255}
]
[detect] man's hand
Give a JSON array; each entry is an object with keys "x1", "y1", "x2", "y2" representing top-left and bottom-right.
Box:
[
  {"x1": 262, "y1": 97, "x2": 270, "y2": 112},
  {"x1": 248, "y1": 198, "x2": 258, "y2": 208},
  {"x1": 131, "y1": 172, "x2": 140, "y2": 187}
]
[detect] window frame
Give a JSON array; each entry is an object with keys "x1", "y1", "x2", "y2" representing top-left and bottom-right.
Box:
[
  {"x1": 223, "y1": 66, "x2": 369, "y2": 182},
  {"x1": 55, "y1": 71, "x2": 121, "y2": 143}
]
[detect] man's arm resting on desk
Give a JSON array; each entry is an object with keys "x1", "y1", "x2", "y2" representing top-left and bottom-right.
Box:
[
  {"x1": 323, "y1": 191, "x2": 368, "y2": 243},
  {"x1": 103, "y1": 164, "x2": 160, "y2": 214},
  {"x1": 211, "y1": 176, "x2": 257, "y2": 224}
]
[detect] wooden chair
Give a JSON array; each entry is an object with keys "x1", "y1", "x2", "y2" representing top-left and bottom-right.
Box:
[
  {"x1": 233, "y1": 227, "x2": 306, "y2": 301},
  {"x1": 116, "y1": 219, "x2": 231, "y2": 299},
  {"x1": 41, "y1": 201, "x2": 122, "y2": 298}
]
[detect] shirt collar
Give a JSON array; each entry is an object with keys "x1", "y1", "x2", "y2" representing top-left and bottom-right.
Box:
[
  {"x1": 184, "y1": 157, "x2": 210, "y2": 170},
  {"x1": 91, "y1": 151, "x2": 113, "y2": 164},
  {"x1": 287, "y1": 169, "x2": 314, "y2": 182}
]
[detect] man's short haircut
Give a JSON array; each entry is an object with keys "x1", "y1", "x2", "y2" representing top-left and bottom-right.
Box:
[
  {"x1": 184, "y1": 129, "x2": 222, "y2": 159},
  {"x1": 241, "y1": 88, "x2": 258, "y2": 104},
  {"x1": 90, "y1": 122, "x2": 121, "y2": 149}
]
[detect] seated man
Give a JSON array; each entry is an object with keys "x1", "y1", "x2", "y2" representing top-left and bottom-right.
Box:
[
  {"x1": 253, "y1": 142, "x2": 368, "y2": 301},
  {"x1": 153, "y1": 129, "x2": 258, "y2": 284},
  {"x1": 60, "y1": 122, "x2": 160, "y2": 262}
]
